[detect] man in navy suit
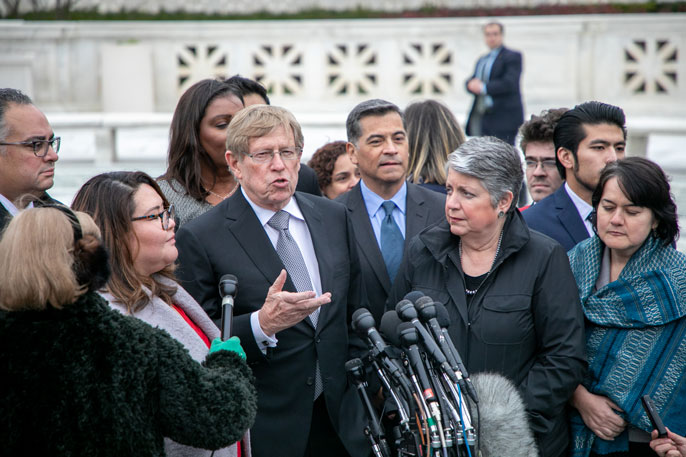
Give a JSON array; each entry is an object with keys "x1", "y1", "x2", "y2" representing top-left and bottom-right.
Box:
[
  {"x1": 465, "y1": 22, "x2": 524, "y2": 145},
  {"x1": 336, "y1": 99, "x2": 445, "y2": 322},
  {"x1": 523, "y1": 101, "x2": 627, "y2": 251},
  {"x1": 0, "y1": 88, "x2": 60, "y2": 232},
  {"x1": 176, "y1": 105, "x2": 367, "y2": 457}
]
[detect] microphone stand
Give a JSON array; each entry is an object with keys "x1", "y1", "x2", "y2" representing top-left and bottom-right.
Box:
[{"x1": 346, "y1": 359, "x2": 390, "y2": 457}]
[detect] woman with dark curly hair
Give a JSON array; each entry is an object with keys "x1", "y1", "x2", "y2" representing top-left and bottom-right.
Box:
[
  {"x1": 0, "y1": 206, "x2": 256, "y2": 457},
  {"x1": 307, "y1": 140, "x2": 359, "y2": 199},
  {"x1": 568, "y1": 157, "x2": 686, "y2": 457}
]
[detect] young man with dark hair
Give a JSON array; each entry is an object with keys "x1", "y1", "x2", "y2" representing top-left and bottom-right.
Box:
[{"x1": 523, "y1": 101, "x2": 627, "y2": 251}]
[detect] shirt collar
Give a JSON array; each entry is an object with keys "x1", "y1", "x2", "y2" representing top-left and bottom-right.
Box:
[
  {"x1": 565, "y1": 181, "x2": 593, "y2": 221},
  {"x1": 241, "y1": 187, "x2": 305, "y2": 227},
  {"x1": 359, "y1": 179, "x2": 407, "y2": 218},
  {"x1": 0, "y1": 193, "x2": 33, "y2": 216}
]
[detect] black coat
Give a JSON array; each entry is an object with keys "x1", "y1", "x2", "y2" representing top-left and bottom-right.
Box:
[
  {"x1": 0, "y1": 292, "x2": 257, "y2": 457},
  {"x1": 388, "y1": 210, "x2": 586, "y2": 457}
]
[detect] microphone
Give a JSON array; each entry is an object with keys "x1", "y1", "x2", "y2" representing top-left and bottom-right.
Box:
[
  {"x1": 219, "y1": 274, "x2": 238, "y2": 340},
  {"x1": 352, "y1": 308, "x2": 413, "y2": 396},
  {"x1": 395, "y1": 300, "x2": 458, "y2": 384},
  {"x1": 434, "y1": 303, "x2": 479, "y2": 403}
]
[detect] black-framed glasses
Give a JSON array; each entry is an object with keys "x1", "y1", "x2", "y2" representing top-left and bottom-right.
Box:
[
  {"x1": 525, "y1": 158, "x2": 557, "y2": 171},
  {"x1": 247, "y1": 147, "x2": 302, "y2": 163},
  {"x1": 0, "y1": 137, "x2": 61, "y2": 158},
  {"x1": 131, "y1": 205, "x2": 175, "y2": 230}
]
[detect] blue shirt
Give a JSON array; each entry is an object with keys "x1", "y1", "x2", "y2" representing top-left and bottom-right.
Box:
[{"x1": 359, "y1": 180, "x2": 407, "y2": 250}]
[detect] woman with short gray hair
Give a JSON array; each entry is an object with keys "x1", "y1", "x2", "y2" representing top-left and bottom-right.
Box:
[{"x1": 389, "y1": 136, "x2": 587, "y2": 457}]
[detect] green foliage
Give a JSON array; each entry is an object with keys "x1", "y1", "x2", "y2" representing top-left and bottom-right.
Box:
[{"x1": 4, "y1": 2, "x2": 686, "y2": 21}]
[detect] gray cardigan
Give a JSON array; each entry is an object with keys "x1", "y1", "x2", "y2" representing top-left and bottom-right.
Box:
[{"x1": 100, "y1": 275, "x2": 251, "y2": 457}]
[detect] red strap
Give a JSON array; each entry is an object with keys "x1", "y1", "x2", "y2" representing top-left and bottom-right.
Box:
[{"x1": 171, "y1": 304, "x2": 211, "y2": 348}]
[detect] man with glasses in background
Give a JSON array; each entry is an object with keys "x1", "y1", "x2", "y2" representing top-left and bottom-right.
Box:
[
  {"x1": 176, "y1": 104, "x2": 368, "y2": 457},
  {"x1": 0, "y1": 88, "x2": 61, "y2": 231},
  {"x1": 518, "y1": 108, "x2": 567, "y2": 209}
]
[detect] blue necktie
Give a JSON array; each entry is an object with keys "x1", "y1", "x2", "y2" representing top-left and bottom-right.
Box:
[{"x1": 380, "y1": 201, "x2": 404, "y2": 282}]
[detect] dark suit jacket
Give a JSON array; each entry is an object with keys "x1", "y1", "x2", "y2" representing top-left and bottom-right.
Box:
[
  {"x1": 0, "y1": 204, "x2": 10, "y2": 233},
  {"x1": 296, "y1": 163, "x2": 322, "y2": 196},
  {"x1": 0, "y1": 193, "x2": 60, "y2": 233},
  {"x1": 336, "y1": 182, "x2": 445, "y2": 322},
  {"x1": 465, "y1": 46, "x2": 524, "y2": 145},
  {"x1": 522, "y1": 185, "x2": 589, "y2": 252},
  {"x1": 175, "y1": 190, "x2": 367, "y2": 457}
]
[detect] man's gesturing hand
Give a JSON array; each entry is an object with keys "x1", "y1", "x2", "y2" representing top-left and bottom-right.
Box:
[{"x1": 258, "y1": 269, "x2": 331, "y2": 336}]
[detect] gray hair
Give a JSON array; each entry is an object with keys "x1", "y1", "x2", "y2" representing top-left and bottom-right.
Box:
[
  {"x1": 446, "y1": 136, "x2": 523, "y2": 212},
  {"x1": 346, "y1": 99, "x2": 403, "y2": 146},
  {"x1": 0, "y1": 88, "x2": 33, "y2": 144}
]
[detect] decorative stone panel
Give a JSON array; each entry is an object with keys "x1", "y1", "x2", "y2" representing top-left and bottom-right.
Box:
[
  {"x1": 624, "y1": 38, "x2": 678, "y2": 95},
  {"x1": 177, "y1": 44, "x2": 229, "y2": 94},
  {"x1": 326, "y1": 43, "x2": 378, "y2": 96},
  {"x1": 401, "y1": 42, "x2": 453, "y2": 96},
  {"x1": 252, "y1": 44, "x2": 304, "y2": 97}
]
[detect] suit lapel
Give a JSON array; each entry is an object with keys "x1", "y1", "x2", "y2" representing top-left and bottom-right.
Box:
[
  {"x1": 296, "y1": 193, "x2": 330, "y2": 333},
  {"x1": 347, "y1": 185, "x2": 392, "y2": 293},
  {"x1": 405, "y1": 184, "x2": 430, "y2": 247},
  {"x1": 554, "y1": 187, "x2": 590, "y2": 245},
  {"x1": 225, "y1": 192, "x2": 296, "y2": 292}
]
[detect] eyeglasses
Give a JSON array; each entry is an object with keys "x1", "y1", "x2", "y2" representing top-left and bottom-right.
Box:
[
  {"x1": 247, "y1": 147, "x2": 301, "y2": 163},
  {"x1": 525, "y1": 158, "x2": 557, "y2": 171},
  {"x1": 0, "y1": 137, "x2": 61, "y2": 158},
  {"x1": 131, "y1": 205, "x2": 175, "y2": 230}
]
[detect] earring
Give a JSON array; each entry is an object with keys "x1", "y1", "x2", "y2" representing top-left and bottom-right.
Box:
[{"x1": 498, "y1": 211, "x2": 505, "y2": 218}]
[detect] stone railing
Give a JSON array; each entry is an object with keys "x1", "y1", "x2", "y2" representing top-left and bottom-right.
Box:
[{"x1": 2, "y1": 15, "x2": 686, "y2": 251}]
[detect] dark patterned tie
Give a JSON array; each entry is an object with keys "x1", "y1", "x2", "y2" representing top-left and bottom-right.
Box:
[
  {"x1": 267, "y1": 210, "x2": 323, "y2": 398},
  {"x1": 380, "y1": 201, "x2": 404, "y2": 282}
]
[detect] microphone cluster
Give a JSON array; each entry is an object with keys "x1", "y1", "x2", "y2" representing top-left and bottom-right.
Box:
[{"x1": 347, "y1": 292, "x2": 480, "y2": 457}]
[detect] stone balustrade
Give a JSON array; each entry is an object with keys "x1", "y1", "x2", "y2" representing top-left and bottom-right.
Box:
[{"x1": 2, "y1": 15, "x2": 685, "y2": 249}]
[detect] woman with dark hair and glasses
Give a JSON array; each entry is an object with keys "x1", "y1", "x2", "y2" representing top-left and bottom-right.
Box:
[
  {"x1": 158, "y1": 78, "x2": 245, "y2": 227},
  {"x1": 72, "y1": 171, "x2": 252, "y2": 457},
  {"x1": 567, "y1": 157, "x2": 686, "y2": 457}
]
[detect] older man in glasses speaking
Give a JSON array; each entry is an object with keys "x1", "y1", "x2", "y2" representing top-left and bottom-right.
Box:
[
  {"x1": 176, "y1": 104, "x2": 368, "y2": 457},
  {"x1": 0, "y1": 88, "x2": 61, "y2": 232}
]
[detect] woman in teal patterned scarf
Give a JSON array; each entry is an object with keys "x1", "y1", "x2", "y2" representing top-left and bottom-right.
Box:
[{"x1": 568, "y1": 157, "x2": 686, "y2": 457}]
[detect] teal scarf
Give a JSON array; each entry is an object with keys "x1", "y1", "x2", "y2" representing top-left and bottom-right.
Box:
[{"x1": 568, "y1": 235, "x2": 686, "y2": 456}]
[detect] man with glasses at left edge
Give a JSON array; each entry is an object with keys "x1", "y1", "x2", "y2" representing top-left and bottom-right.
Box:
[
  {"x1": 0, "y1": 88, "x2": 61, "y2": 232},
  {"x1": 176, "y1": 104, "x2": 369, "y2": 457}
]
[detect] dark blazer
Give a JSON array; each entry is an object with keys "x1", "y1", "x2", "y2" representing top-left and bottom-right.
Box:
[
  {"x1": 0, "y1": 193, "x2": 60, "y2": 233},
  {"x1": 465, "y1": 46, "x2": 524, "y2": 145},
  {"x1": 175, "y1": 190, "x2": 367, "y2": 457},
  {"x1": 522, "y1": 185, "x2": 589, "y2": 252},
  {"x1": 296, "y1": 163, "x2": 322, "y2": 196},
  {"x1": 0, "y1": 204, "x2": 10, "y2": 233},
  {"x1": 336, "y1": 182, "x2": 445, "y2": 322}
]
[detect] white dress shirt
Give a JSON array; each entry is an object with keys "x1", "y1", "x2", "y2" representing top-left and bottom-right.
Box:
[
  {"x1": 242, "y1": 188, "x2": 323, "y2": 352},
  {"x1": 564, "y1": 182, "x2": 594, "y2": 236},
  {"x1": 359, "y1": 179, "x2": 407, "y2": 247}
]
